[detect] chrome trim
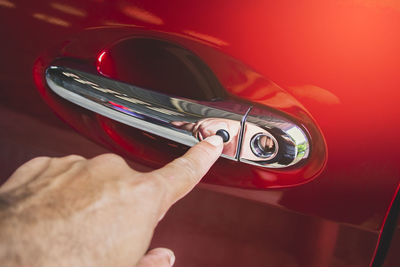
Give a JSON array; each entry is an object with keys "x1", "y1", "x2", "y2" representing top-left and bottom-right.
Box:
[
  {"x1": 235, "y1": 105, "x2": 252, "y2": 159},
  {"x1": 249, "y1": 132, "x2": 279, "y2": 160},
  {"x1": 45, "y1": 65, "x2": 310, "y2": 168},
  {"x1": 240, "y1": 108, "x2": 310, "y2": 167},
  {"x1": 45, "y1": 65, "x2": 245, "y2": 160}
]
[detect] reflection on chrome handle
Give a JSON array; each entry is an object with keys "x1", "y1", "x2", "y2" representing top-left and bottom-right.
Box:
[
  {"x1": 45, "y1": 65, "x2": 310, "y2": 168},
  {"x1": 46, "y1": 65, "x2": 245, "y2": 160}
]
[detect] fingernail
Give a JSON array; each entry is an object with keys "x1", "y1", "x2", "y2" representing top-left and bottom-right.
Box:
[
  {"x1": 204, "y1": 135, "x2": 223, "y2": 147},
  {"x1": 151, "y1": 248, "x2": 175, "y2": 266},
  {"x1": 169, "y1": 251, "x2": 176, "y2": 266},
  {"x1": 160, "y1": 249, "x2": 175, "y2": 266}
]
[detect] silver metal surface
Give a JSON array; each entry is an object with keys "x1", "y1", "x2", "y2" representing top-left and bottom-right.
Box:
[
  {"x1": 46, "y1": 65, "x2": 310, "y2": 168},
  {"x1": 249, "y1": 133, "x2": 279, "y2": 159},
  {"x1": 46, "y1": 65, "x2": 245, "y2": 160},
  {"x1": 239, "y1": 108, "x2": 310, "y2": 168}
]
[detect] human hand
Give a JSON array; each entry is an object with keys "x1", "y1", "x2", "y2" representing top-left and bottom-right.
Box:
[{"x1": 0, "y1": 135, "x2": 223, "y2": 267}]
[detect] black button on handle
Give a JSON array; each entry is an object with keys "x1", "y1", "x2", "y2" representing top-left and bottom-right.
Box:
[{"x1": 216, "y1": 129, "x2": 230, "y2": 142}]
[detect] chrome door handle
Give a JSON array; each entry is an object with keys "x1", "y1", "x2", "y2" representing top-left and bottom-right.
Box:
[{"x1": 46, "y1": 65, "x2": 310, "y2": 168}]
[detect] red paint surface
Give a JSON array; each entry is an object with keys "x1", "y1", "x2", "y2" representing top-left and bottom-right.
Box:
[
  {"x1": 2, "y1": 0, "x2": 400, "y2": 266},
  {"x1": 34, "y1": 30, "x2": 328, "y2": 189}
]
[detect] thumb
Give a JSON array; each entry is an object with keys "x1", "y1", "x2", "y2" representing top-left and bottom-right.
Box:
[{"x1": 136, "y1": 248, "x2": 175, "y2": 267}]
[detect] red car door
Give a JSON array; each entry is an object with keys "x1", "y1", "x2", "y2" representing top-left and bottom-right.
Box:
[{"x1": 1, "y1": 1, "x2": 399, "y2": 266}]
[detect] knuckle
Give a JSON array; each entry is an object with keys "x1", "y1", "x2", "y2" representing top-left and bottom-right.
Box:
[
  {"x1": 15, "y1": 156, "x2": 51, "y2": 172},
  {"x1": 90, "y1": 153, "x2": 127, "y2": 167},
  {"x1": 28, "y1": 156, "x2": 51, "y2": 164},
  {"x1": 50, "y1": 154, "x2": 86, "y2": 165},
  {"x1": 61, "y1": 154, "x2": 85, "y2": 161}
]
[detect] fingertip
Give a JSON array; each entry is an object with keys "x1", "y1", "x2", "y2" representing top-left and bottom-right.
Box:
[
  {"x1": 147, "y1": 134, "x2": 223, "y2": 207},
  {"x1": 203, "y1": 135, "x2": 223, "y2": 150},
  {"x1": 201, "y1": 135, "x2": 224, "y2": 158},
  {"x1": 137, "y1": 248, "x2": 175, "y2": 267}
]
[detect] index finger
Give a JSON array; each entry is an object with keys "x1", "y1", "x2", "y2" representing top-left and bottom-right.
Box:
[{"x1": 150, "y1": 135, "x2": 223, "y2": 205}]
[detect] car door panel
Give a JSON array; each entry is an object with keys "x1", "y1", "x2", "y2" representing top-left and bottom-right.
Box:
[{"x1": 1, "y1": 1, "x2": 400, "y2": 266}]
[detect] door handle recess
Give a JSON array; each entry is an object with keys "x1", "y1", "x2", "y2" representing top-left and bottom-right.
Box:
[{"x1": 46, "y1": 65, "x2": 310, "y2": 168}]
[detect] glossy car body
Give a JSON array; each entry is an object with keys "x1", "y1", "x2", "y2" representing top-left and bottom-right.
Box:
[{"x1": 1, "y1": 0, "x2": 399, "y2": 266}]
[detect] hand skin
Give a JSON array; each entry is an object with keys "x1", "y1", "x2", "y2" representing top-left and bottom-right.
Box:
[{"x1": 0, "y1": 135, "x2": 223, "y2": 267}]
